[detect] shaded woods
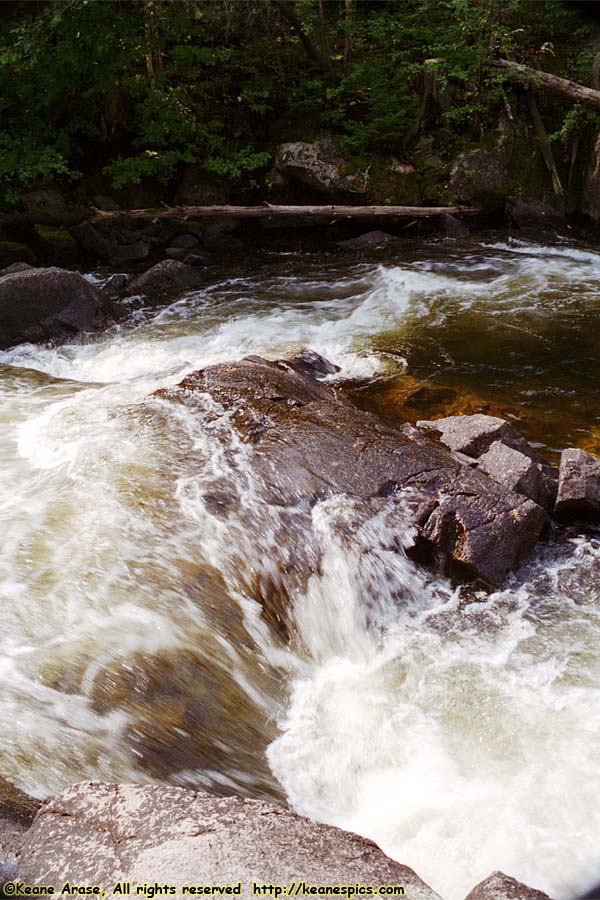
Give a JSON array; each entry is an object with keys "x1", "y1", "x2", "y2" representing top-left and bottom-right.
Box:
[{"x1": 1, "y1": 0, "x2": 600, "y2": 212}]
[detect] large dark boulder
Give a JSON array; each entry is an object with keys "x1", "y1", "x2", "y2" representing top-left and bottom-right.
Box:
[
  {"x1": 449, "y1": 148, "x2": 509, "y2": 205},
  {"x1": 274, "y1": 140, "x2": 368, "y2": 195},
  {"x1": 127, "y1": 259, "x2": 205, "y2": 297},
  {"x1": 508, "y1": 198, "x2": 564, "y2": 232},
  {"x1": 17, "y1": 782, "x2": 440, "y2": 900},
  {"x1": 156, "y1": 355, "x2": 547, "y2": 587},
  {"x1": 554, "y1": 448, "x2": 600, "y2": 522},
  {"x1": 72, "y1": 218, "x2": 179, "y2": 266},
  {"x1": 0, "y1": 266, "x2": 106, "y2": 349}
]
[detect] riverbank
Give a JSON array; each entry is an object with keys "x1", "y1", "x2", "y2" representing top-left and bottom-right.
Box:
[{"x1": 1, "y1": 780, "x2": 554, "y2": 900}]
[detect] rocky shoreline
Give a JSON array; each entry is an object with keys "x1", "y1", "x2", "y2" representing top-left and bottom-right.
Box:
[{"x1": 0, "y1": 781, "x2": 552, "y2": 900}]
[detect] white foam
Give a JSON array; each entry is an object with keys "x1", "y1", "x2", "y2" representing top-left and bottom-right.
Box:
[{"x1": 0, "y1": 245, "x2": 599, "y2": 899}]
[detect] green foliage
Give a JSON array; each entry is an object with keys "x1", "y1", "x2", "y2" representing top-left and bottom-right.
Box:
[{"x1": 0, "y1": 0, "x2": 596, "y2": 204}]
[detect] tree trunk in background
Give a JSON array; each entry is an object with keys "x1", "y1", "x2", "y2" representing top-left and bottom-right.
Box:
[
  {"x1": 493, "y1": 58, "x2": 600, "y2": 110},
  {"x1": 276, "y1": 2, "x2": 333, "y2": 78},
  {"x1": 527, "y1": 92, "x2": 563, "y2": 196},
  {"x1": 343, "y1": 0, "x2": 353, "y2": 75}
]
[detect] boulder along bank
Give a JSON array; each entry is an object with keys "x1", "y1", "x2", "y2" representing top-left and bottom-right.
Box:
[{"x1": 1, "y1": 781, "x2": 554, "y2": 900}]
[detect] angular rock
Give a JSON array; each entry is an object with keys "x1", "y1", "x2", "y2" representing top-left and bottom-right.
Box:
[
  {"x1": 18, "y1": 782, "x2": 441, "y2": 900},
  {"x1": 449, "y1": 148, "x2": 508, "y2": 205},
  {"x1": 441, "y1": 212, "x2": 469, "y2": 239},
  {"x1": 170, "y1": 233, "x2": 200, "y2": 250},
  {"x1": 554, "y1": 448, "x2": 600, "y2": 522},
  {"x1": 0, "y1": 266, "x2": 106, "y2": 349},
  {"x1": 0, "y1": 261, "x2": 35, "y2": 275},
  {"x1": 464, "y1": 870, "x2": 553, "y2": 900},
  {"x1": 478, "y1": 441, "x2": 544, "y2": 505},
  {"x1": 508, "y1": 198, "x2": 564, "y2": 231},
  {"x1": 288, "y1": 348, "x2": 341, "y2": 380},
  {"x1": 34, "y1": 224, "x2": 82, "y2": 266},
  {"x1": 417, "y1": 414, "x2": 537, "y2": 460},
  {"x1": 274, "y1": 140, "x2": 368, "y2": 195},
  {"x1": 417, "y1": 415, "x2": 558, "y2": 511},
  {"x1": 127, "y1": 260, "x2": 204, "y2": 297},
  {"x1": 72, "y1": 218, "x2": 179, "y2": 266},
  {"x1": 183, "y1": 252, "x2": 211, "y2": 267},
  {"x1": 338, "y1": 230, "x2": 396, "y2": 250},
  {"x1": 157, "y1": 357, "x2": 547, "y2": 587}
]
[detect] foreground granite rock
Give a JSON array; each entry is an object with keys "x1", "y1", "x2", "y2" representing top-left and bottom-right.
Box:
[
  {"x1": 0, "y1": 266, "x2": 107, "y2": 349},
  {"x1": 156, "y1": 355, "x2": 547, "y2": 587},
  {"x1": 17, "y1": 782, "x2": 440, "y2": 900},
  {"x1": 463, "y1": 871, "x2": 553, "y2": 900}
]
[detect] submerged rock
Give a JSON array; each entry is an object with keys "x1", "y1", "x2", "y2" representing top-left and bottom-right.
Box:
[
  {"x1": 18, "y1": 782, "x2": 441, "y2": 900},
  {"x1": 127, "y1": 259, "x2": 204, "y2": 297},
  {"x1": 463, "y1": 871, "x2": 553, "y2": 900},
  {"x1": 554, "y1": 448, "x2": 600, "y2": 522},
  {"x1": 157, "y1": 356, "x2": 547, "y2": 587},
  {"x1": 338, "y1": 230, "x2": 396, "y2": 250},
  {"x1": 0, "y1": 266, "x2": 106, "y2": 349}
]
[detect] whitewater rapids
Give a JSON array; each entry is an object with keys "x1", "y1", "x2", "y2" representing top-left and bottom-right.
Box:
[{"x1": 0, "y1": 238, "x2": 599, "y2": 899}]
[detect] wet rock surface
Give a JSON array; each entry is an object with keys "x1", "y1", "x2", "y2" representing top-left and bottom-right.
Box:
[
  {"x1": 417, "y1": 414, "x2": 537, "y2": 459},
  {"x1": 338, "y1": 230, "x2": 396, "y2": 250},
  {"x1": 0, "y1": 266, "x2": 107, "y2": 349},
  {"x1": 127, "y1": 259, "x2": 205, "y2": 297},
  {"x1": 554, "y1": 448, "x2": 600, "y2": 522},
  {"x1": 17, "y1": 782, "x2": 440, "y2": 900},
  {"x1": 157, "y1": 355, "x2": 548, "y2": 587},
  {"x1": 463, "y1": 871, "x2": 553, "y2": 900},
  {"x1": 416, "y1": 414, "x2": 558, "y2": 511}
]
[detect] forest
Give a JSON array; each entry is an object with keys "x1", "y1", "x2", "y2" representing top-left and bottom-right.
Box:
[{"x1": 1, "y1": 0, "x2": 600, "y2": 212}]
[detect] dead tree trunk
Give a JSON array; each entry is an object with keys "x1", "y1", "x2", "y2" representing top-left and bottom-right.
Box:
[
  {"x1": 84, "y1": 203, "x2": 480, "y2": 223},
  {"x1": 493, "y1": 58, "x2": 600, "y2": 110}
]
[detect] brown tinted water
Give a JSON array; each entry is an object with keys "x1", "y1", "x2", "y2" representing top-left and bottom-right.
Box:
[{"x1": 0, "y1": 234, "x2": 599, "y2": 898}]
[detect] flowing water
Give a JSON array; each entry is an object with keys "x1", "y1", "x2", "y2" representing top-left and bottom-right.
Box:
[{"x1": 0, "y1": 236, "x2": 599, "y2": 899}]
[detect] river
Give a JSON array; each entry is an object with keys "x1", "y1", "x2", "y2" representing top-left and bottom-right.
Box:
[{"x1": 0, "y1": 236, "x2": 599, "y2": 899}]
